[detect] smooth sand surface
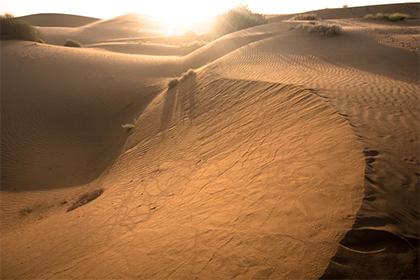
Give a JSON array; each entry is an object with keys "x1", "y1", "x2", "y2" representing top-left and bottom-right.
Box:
[
  {"x1": 37, "y1": 14, "x2": 161, "y2": 45},
  {"x1": 85, "y1": 41, "x2": 204, "y2": 56},
  {"x1": 1, "y1": 42, "x2": 180, "y2": 190},
  {"x1": 18, "y1": 13, "x2": 98, "y2": 27},
  {"x1": 1, "y1": 4, "x2": 419, "y2": 279}
]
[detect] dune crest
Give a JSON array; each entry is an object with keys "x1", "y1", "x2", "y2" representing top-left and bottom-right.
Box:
[
  {"x1": 1, "y1": 73, "x2": 365, "y2": 279},
  {"x1": 18, "y1": 13, "x2": 99, "y2": 27}
]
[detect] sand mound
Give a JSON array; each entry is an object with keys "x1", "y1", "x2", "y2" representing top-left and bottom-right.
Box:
[
  {"x1": 79, "y1": 13, "x2": 160, "y2": 40},
  {"x1": 185, "y1": 23, "x2": 287, "y2": 69},
  {"x1": 38, "y1": 13, "x2": 160, "y2": 45},
  {"x1": 18, "y1": 13, "x2": 98, "y2": 27},
  {"x1": 269, "y1": 2, "x2": 420, "y2": 21},
  {"x1": 1, "y1": 71, "x2": 364, "y2": 279},
  {"x1": 1, "y1": 24, "x2": 289, "y2": 191},
  {"x1": 86, "y1": 41, "x2": 201, "y2": 56},
  {"x1": 83, "y1": 13, "x2": 158, "y2": 29},
  {"x1": 0, "y1": 41, "x2": 179, "y2": 190},
  {"x1": 207, "y1": 22, "x2": 419, "y2": 279}
]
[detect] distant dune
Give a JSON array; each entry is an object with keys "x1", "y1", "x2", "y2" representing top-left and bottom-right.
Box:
[
  {"x1": 37, "y1": 13, "x2": 160, "y2": 45},
  {"x1": 1, "y1": 2, "x2": 419, "y2": 280},
  {"x1": 18, "y1": 13, "x2": 99, "y2": 27},
  {"x1": 268, "y1": 2, "x2": 420, "y2": 21},
  {"x1": 83, "y1": 13, "x2": 158, "y2": 30}
]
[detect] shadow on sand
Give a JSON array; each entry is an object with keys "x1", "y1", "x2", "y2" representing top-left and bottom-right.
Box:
[{"x1": 160, "y1": 73, "x2": 197, "y2": 132}]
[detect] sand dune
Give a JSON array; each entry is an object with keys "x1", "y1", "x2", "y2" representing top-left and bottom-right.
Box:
[
  {"x1": 208, "y1": 22, "x2": 419, "y2": 279},
  {"x1": 86, "y1": 41, "x2": 204, "y2": 56},
  {"x1": 1, "y1": 42, "x2": 179, "y2": 190},
  {"x1": 18, "y1": 13, "x2": 98, "y2": 27},
  {"x1": 269, "y1": 2, "x2": 420, "y2": 21},
  {"x1": 1, "y1": 3, "x2": 419, "y2": 279},
  {"x1": 1, "y1": 70, "x2": 365, "y2": 279},
  {"x1": 38, "y1": 13, "x2": 160, "y2": 45}
]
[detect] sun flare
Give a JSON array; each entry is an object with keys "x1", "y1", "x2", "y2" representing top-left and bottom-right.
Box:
[{"x1": 142, "y1": 0, "x2": 241, "y2": 34}]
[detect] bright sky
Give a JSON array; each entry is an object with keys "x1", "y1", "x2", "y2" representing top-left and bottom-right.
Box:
[
  {"x1": 0, "y1": 0, "x2": 417, "y2": 19},
  {"x1": 0, "y1": 0, "x2": 417, "y2": 34}
]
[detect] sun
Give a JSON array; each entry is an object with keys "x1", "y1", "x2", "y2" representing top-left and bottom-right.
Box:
[
  {"x1": 158, "y1": 13, "x2": 204, "y2": 35},
  {"x1": 140, "y1": 0, "x2": 241, "y2": 35}
]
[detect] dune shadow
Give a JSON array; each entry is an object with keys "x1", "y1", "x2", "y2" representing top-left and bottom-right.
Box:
[
  {"x1": 160, "y1": 85, "x2": 179, "y2": 131},
  {"x1": 1, "y1": 84, "x2": 161, "y2": 191},
  {"x1": 160, "y1": 73, "x2": 197, "y2": 131},
  {"x1": 179, "y1": 74, "x2": 197, "y2": 123}
]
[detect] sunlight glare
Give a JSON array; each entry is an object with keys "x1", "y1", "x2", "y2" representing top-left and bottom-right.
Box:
[{"x1": 140, "y1": 0, "x2": 241, "y2": 34}]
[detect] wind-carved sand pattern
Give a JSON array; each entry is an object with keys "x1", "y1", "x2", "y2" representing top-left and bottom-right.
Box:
[
  {"x1": 71, "y1": 78, "x2": 364, "y2": 279},
  {"x1": 0, "y1": 74, "x2": 365, "y2": 279},
  {"x1": 211, "y1": 23, "x2": 419, "y2": 278},
  {"x1": 1, "y1": 4, "x2": 419, "y2": 279}
]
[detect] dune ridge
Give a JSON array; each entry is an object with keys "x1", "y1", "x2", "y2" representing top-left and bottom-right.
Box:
[
  {"x1": 268, "y1": 2, "x2": 420, "y2": 21},
  {"x1": 1, "y1": 72, "x2": 365, "y2": 279},
  {"x1": 18, "y1": 13, "x2": 99, "y2": 27},
  {"x1": 0, "y1": 41, "x2": 179, "y2": 190},
  {"x1": 207, "y1": 23, "x2": 419, "y2": 279},
  {"x1": 37, "y1": 13, "x2": 161, "y2": 45}
]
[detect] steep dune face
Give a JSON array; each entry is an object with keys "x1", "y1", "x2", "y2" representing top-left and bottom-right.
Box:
[
  {"x1": 1, "y1": 71, "x2": 364, "y2": 279},
  {"x1": 1, "y1": 42, "x2": 179, "y2": 190}
]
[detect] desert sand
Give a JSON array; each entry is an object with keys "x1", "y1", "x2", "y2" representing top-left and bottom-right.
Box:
[
  {"x1": 1, "y1": 3, "x2": 419, "y2": 279},
  {"x1": 17, "y1": 13, "x2": 99, "y2": 27}
]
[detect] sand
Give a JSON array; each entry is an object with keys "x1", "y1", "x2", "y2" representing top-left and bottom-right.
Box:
[
  {"x1": 36, "y1": 14, "x2": 161, "y2": 45},
  {"x1": 18, "y1": 13, "x2": 99, "y2": 27},
  {"x1": 268, "y1": 2, "x2": 420, "y2": 21},
  {"x1": 1, "y1": 3, "x2": 419, "y2": 279}
]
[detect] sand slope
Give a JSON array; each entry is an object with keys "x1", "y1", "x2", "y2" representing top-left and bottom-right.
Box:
[
  {"x1": 209, "y1": 22, "x2": 419, "y2": 279},
  {"x1": 1, "y1": 5, "x2": 419, "y2": 279},
  {"x1": 18, "y1": 13, "x2": 99, "y2": 27},
  {"x1": 1, "y1": 42, "x2": 179, "y2": 190},
  {"x1": 268, "y1": 2, "x2": 420, "y2": 21},
  {"x1": 1, "y1": 70, "x2": 365, "y2": 279},
  {"x1": 38, "y1": 13, "x2": 160, "y2": 45}
]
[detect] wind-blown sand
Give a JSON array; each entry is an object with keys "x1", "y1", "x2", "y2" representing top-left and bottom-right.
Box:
[{"x1": 1, "y1": 3, "x2": 419, "y2": 279}]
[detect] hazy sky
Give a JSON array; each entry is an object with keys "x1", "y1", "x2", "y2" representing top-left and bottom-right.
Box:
[{"x1": 0, "y1": 0, "x2": 417, "y2": 18}]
